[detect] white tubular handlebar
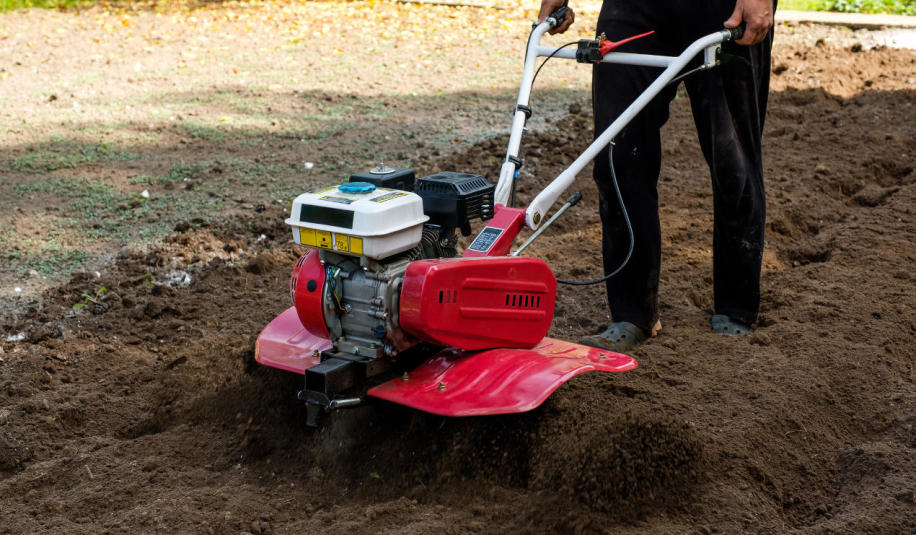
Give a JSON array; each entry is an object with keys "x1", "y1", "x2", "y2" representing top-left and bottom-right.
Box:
[
  {"x1": 509, "y1": 26, "x2": 734, "y2": 229},
  {"x1": 494, "y1": 21, "x2": 555, "y2": 206},
  {"x1": 535, "y1": 46, "x2": 677, "y2": 68}
]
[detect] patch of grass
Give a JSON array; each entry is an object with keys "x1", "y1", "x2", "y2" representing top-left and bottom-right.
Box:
[
  {"x1": 781, "y1": 0, "x2": 824, "y2": 9},
  {"x1": 15, "y1": 178, "x2": 121, "y2": 218},
  {"x1": 12, "y1": 177, "x2": 224, "y2": 243},
  {"x1": 825, "y1": 0, "x2": 916, "y2": 15},
  {"x1": 296, "y1": 120, "x2": 357, "y2": 146},
  {"x1": 11, "y1": 140, "x2": 144, "y2": 173},
  {"x1": 131, "y1": 160, "x2": 216, "y2": 185},
  {"x1": 0, "y1": 0, "x2": 91, "y2": 12},
  {"x1": 168, "y1": 160, "x2": 213, "y2": 181},
  {"x1": 179, "y1": 122, "x2": 227, "y2": 142},
  {"x1": 0, "y1": 226, "x2": 89, "y2": 277},
  {"x1": 229, "y1": 158, "x2": 291, "y2": 184},
  {"x1": 23, "y1": 248, "x2": 89, "y2": 277},
  {"x1": 782, "y1": 0, "x2": 916, "y2": 13}
]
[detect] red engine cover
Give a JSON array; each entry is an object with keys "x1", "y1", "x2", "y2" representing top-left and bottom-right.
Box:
[
  {"x1": 291, "y1": 248, "x2": 329, "y2": 339},
  {"x1": 399, "y1": 257, "x2": 556, "y2": 350}
]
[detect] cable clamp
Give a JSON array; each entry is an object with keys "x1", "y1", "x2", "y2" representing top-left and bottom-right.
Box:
[
  {"x1": 516, "y1": 104, "x2": 532, "y2": 120},
  {"x1": 508, "y1": 156, "x2": 523, "y2": 170}
]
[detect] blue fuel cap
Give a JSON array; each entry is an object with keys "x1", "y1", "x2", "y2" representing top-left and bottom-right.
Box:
[{"x1": 338, "y1": 182, "x2": 376, "y2": 194}]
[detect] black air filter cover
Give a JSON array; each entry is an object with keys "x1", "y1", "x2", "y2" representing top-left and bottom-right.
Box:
[
  {"x1": 350, "y1": 165, "x2": 416, "y2": 192},
  {"x1": 415, "y1": 172, "x2": 494, "y2": 236}
]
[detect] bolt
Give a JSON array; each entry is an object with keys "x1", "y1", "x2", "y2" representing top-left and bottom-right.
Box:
[
  {"x1": 598, "y1": 353, "x2": 606, "y2": 360},
  {"x1": 437, "y1": 382, "x2": 447, "y2": 391},
  {"x1": 402, "y1": 372, "x2": 409, "y2": 382}
]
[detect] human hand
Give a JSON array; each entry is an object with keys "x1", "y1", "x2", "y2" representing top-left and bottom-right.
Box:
[
  {"x1": 537, "y1": 0, "x2": 575, "y2": 35},
  {"x1": 724, "y1": 0, "x2": 774, "y2": 45}
]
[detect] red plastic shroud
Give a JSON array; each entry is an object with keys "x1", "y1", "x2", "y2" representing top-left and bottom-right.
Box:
[{"x1": 399, "y1": 256, "x2": 556, "y2": 351}]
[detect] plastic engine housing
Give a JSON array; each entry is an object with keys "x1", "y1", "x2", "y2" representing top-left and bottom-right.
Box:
[{"x1": 399, "y1": 257, "x2": 556, "y2": 350}]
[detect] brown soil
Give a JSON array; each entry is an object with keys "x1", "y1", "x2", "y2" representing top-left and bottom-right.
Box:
[{"x1": 2, "y1": 9, "x2": 915, "y2": 535}]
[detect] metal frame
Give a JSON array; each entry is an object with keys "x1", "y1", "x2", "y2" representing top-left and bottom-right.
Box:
[{"x1": 492, "y1": 17, "x2": 739, "y2": 230}]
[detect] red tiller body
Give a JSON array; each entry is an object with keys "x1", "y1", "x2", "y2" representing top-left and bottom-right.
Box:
[
  {"x1": 399, "y1": 256, "x2": 557, "y2": 350},
  {"x1": 461, "y1": 205, "x2": 526, "y2": 258}
]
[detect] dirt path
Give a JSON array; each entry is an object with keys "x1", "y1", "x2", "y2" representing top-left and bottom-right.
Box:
[{"x1": 1, "y1": 2, "x2": 915, "y2": 534}]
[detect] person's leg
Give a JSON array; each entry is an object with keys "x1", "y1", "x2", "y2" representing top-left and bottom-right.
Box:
[
  {"x1": 591, "y1": 1, "x2": 678, "y2": 334},
  {"x1": 683, "y1": 6, "x2": 773, "y2": 328}
]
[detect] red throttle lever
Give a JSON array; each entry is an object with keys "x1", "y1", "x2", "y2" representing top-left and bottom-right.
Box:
[
  {"x1": 598, "y1": 30, "x2": 655, "y2": 55},
  {"x1": 576, "y1": 30, "x2": 655, "y2": 63}
]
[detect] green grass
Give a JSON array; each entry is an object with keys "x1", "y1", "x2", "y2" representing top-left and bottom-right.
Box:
[
  {"x1": 179, "y1": 122, "x2": 227, "y2": 142},
  {"x1": 3, "y1": 0, "x2": 914, "y2": 15},
  {"x1": 824, "y1": 0, "x2": 916, "y2": 15},
  {"x1": 0, "y1": 0, "x2": 92, "y2": 12},
  {"x1": 11, "y1": 140, "x2": 144, "y2": 173},
  {"x1": 19, "y1": 248, "x2": 89, "y2": 277},
  {"x1": 782, "y1": 0, "x2": 824, "y2": 9},
  {"x1": 13, "y1": 176, "x2": 224, "y2": 241},
  {"x1": 0, "y1": 224, "x2": 90, "y2": 277},
  {"x1": 782, "y1": 0, "x2": 916, "y2": 14}
]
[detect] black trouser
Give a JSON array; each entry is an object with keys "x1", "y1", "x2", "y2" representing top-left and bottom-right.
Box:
[{"x1": 593, "y1": 0, "x2": 773, "y2": 330}]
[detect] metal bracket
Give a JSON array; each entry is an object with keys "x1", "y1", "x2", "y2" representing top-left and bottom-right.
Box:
[{"x1": 704, "y1": 44, "x2": 721, "y2": 68}]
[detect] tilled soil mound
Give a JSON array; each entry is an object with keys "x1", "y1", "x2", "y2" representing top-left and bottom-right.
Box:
[{"x1": 1, "y1": 44, "x2": 915, "y2": 534}]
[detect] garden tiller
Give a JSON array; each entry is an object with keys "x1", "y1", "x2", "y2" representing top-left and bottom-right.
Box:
[{"x1": 255, "y1": 10, "x2": 745, "y2": 425}]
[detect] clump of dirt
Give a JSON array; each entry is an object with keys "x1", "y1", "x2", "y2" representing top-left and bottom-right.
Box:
[
  {"x1": 530, "y1": 408, "x2": 705, "y2": 519},
  {"x1": 0, "y1": 39, "x2": 914, "y2": 535}
]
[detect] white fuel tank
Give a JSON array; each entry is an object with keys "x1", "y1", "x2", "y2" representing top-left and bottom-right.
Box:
[{"x1": 285, "y1": 182, "x2": 428, "y2": 260}]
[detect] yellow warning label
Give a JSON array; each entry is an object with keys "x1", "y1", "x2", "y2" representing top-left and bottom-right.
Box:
[
  {"x1": 299, "y1": 228, "x2": 317, "y2": 247},
  {"x1": 350, "y1": 237, "x2": 363, "y2": 255},
  {"x1": 316, "y1": 230, "x2": 333, "y2": 249},
  {"x1": 334, "y1": 233, "x2": 349, "y2": 252}
]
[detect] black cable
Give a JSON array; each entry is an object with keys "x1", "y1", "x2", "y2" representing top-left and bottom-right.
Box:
[
  {"x1": 557, "y1": 144, "x2": 634, "y2": 286},
  {"x1": 666, "y1": 64, "x2": 706, "y2": 88},
  {"x1": 532, "y1": 41, "x2": 578, "y2": 88}
]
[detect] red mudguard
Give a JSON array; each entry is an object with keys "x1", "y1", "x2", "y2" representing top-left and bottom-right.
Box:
[
  {"x1": 254, "y1": 307, "x2": 331, "y2": 374},
  {"x1": 367, "y1": 338, "x2": 636, "y2": 416}
]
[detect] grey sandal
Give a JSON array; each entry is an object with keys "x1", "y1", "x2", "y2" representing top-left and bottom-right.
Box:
[
  {"x1": 580, "y1": 322, "x2": 648, "y2": 352},
  {"x1": 711, "y1": 314, "x2": 752, "y2": 336}
]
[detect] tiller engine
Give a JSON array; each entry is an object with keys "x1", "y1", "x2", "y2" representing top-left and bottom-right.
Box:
[{"x1": 255, "y1": 9, "x2": 745, "y2": 425}]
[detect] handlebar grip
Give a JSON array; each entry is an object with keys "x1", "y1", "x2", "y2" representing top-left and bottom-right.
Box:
[
  {"x1": 548, "y1": 6, "x2": 569, "y2": 28},
  {"x1": 726, "y1": 24, "x2": 745, "y2": 41}
]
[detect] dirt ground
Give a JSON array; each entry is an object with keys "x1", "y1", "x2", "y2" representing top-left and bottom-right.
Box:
[{"x1": 1, "y1": 2, "x2": 915, "y2": 534}]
